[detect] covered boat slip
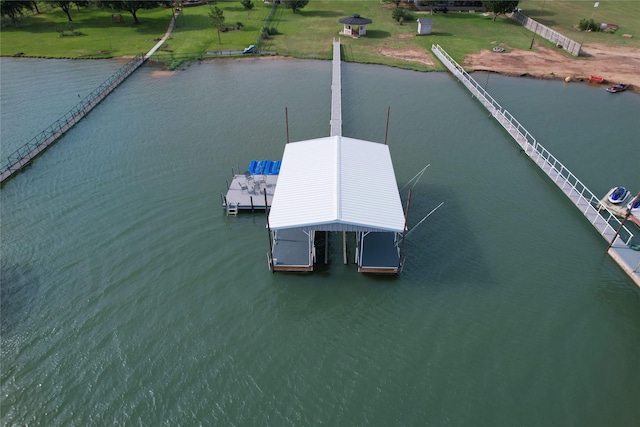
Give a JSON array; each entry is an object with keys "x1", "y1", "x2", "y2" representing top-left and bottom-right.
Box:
[
  {"x1": 267, "y1": 135, "x2": 407, "y2": 274},
  {"x1": 356, "y1": 232, "x2": 401, "y2": 274},
  {"x1": 269, "y1": 229, "x2": 316, "y2": 272}
]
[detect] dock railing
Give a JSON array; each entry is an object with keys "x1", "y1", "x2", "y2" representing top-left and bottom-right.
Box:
[
  {"x1": 431, "y1": 44, "x2": 634, "y2": 246},
  {"x1": 1, "y1": 54, "x2": 145, "y2": 182}
]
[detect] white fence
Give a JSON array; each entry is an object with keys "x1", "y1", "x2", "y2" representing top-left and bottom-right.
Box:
[
  {"x1": 431, "y1": 44, "x2": 634, "y2": 245},
  {"x1": 510, "y1": 11, "x2": 582, "y2": 55}
]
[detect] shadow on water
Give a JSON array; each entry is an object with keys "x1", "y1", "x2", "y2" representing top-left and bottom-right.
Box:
[
  {"x1": 0, "y1": 262, "x2": 40, "y2": 335},
  {"x1": 312, "y1": 232, "x2": 399, "y2": 283},
  {"x1": 400, "y1": 184, "x2": 495, "y2": 287}
]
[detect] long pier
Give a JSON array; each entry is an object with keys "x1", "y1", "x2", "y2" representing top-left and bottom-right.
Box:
[
  {"x1": 330, "y1": 38, "x2": 342, "y2": 137},
  {"x1": 431, "y1": 44, "x2": 640, "y2": 287},
  {"x1": 0, "y1": 12, "x2": 179, "y2": 185}
]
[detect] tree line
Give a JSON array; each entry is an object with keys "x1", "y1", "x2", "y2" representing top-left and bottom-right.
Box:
[
  {"x1": 1, "y1": 0, "x2": 313, "y2": 27},
  {"x1": 1, "y1": 1, "x2": 169, "y2": 26}
]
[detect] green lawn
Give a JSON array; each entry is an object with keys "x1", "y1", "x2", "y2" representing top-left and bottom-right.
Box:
[
  {"x1": 519, "y1": 0, "x2": 640, "y2": 49},
  {"x1": 0, "y1": 5, "x2": 173, "y2": 58},
  {"x1": 161, "y1": 3, "x2": 272, "y2": 58},
  {"x1": 1, "y1": 0, "x2": 638, "y2": 69},
  {"x1": 0, "y1": 2, "x2": 270, "y2": 60},
  {"x1": 262, "y1": 0, "x2": 546, "y2": 67}
]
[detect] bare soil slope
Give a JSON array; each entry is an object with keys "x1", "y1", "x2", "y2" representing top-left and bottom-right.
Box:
[{"x1": 463, "y1": 43, "x2": 640, "y2": 91}]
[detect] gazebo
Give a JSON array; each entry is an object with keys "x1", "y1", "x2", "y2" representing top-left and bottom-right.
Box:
[{"x1": 339, "y1": 14, "x2": 372, "y2": 38}]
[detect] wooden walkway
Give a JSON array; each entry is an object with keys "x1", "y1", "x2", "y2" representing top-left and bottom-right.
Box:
[
  {"x1": 431, "y1": 44, "x2": 640, "y2": 287},
  {"x1": 330, "y1": 39, "x2": 342, "y2": 137},
  {"x1": 0, "y1": 12, "x2": 179, "y2": 185}
]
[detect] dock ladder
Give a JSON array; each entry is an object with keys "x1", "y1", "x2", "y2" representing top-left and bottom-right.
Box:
[{"x1": 226, "y1": 202, "x2": 239, "y2": 216}]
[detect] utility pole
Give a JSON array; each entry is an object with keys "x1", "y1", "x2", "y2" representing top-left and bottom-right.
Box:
[{"x1": 580, "y1": 2, "x2": 599, "y2": 55}]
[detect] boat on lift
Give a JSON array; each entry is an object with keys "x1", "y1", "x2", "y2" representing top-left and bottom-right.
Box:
[
  {"x1": 627, "y1": 196, "x2": 640, "y2": 213},
  {"x1": 607, "y1": 186, "x2": 631, "y2": 204}
]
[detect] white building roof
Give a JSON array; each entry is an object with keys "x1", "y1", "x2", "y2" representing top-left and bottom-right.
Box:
[{"x1": 268, "y1": 135, "x2": 406, "y2": 233}]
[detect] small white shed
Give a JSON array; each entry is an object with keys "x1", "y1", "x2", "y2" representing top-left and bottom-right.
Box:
[{"x1": 417, "y1": 18, "x2": 434, "y2": 35}]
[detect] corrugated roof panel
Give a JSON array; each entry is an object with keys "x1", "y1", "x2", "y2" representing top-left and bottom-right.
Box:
[
  {"x1": 268, "y1": 137, "x2": 337, "y2": 229},
  {"x1": 268, "y1": 136, "x2": 406, "y2": 232},
  {"x1": 340, "y1": 138, "x2": 406, "y2": 232}
]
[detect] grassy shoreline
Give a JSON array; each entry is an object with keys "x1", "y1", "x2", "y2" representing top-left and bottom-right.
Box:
[{"x1": 1, "y1": 1, "x2": 638, "y2": 70}]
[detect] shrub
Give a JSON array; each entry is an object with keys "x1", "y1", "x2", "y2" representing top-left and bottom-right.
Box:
[
  {"x1": 579, "y1": 18, "x2": 600, "y2": 32},
  {"x1": 392, "y1": 8, "x2": 412, "y2": 24}
]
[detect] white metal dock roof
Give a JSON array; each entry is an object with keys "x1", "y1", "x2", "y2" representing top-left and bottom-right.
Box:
[{"x1": 268, "y1": 135, "x2": 406, "y2": 233}]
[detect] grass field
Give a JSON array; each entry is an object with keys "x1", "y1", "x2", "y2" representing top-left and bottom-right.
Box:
[
  {"x1": 520, "y1": 0, "x2": 640, "y2": 49},
  {"x1": 1, "y1": 0, "x2": 638, "y2": 69}
]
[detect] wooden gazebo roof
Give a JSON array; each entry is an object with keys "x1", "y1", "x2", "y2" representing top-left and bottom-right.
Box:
[{"x1": 339, "y1": 14, "x2": 372, "y2": 25}]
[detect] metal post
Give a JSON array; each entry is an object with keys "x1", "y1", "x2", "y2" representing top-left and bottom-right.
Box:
[
  {"x1": 264, "y1": 189, "x2": 274, "y2": 272},
  {"x1": 580, "y1": 2, "x2": 599, "y2": 55},
  {"x1": 398, "y1": 188, "x2": 412, "y2": 270},
  {"x1": 384, "y1": 106, "x2": 390, "y2": 145},
  {"x1": 343, "y1": 231, "x2": 347, "y2": 264},
  {"x1": 285, "y1": 107, "x2": 290, "y2": 144},
  {"x1": 325, "y1": 231, "x2": 329, "y2": 264}
]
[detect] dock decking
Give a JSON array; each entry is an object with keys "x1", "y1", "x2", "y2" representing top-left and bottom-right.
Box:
[
  {"x1": 222, "y1": 174, "x2": 278, "y2": 215},
  {"x1": 330, "y1": 38, "x2": 343, "y2": 137},
  {"x1": 431, "y1": 44, "x2": 639, "y2": 287}
]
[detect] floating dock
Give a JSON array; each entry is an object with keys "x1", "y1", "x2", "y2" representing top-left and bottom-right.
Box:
[
  {"x1": 222, "y1": 160, "x2": 281, "y2": 215},
  {"x1": 431, "y1": 44, "x2": 640, "y2": 287}
]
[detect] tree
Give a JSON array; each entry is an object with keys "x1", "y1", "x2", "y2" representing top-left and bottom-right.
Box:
[
  {"x1": 0, "y1": 0, "x2": 33, "y2": 27},
  {"x1": 52, "y1": 1, "x2": 89, "y2": 22},
  {"x1": 98, "y1": 1, "x2": 162, "y2": 24},
  {"x1": 209, "y1": 6, "x2": 225, "y2": 44},
  {"x1": 392, "y1": 7, "x2": 412, "y2": 25},
  {"x1": 482, "y1": 1, "x2": 519, "y2": 21},
  {"x1": 240, "y1": 0, "x2": 254, "y2": 11},
  {"x1": 283, "y1": 0, "x2": 308, "y2": 13},
  {"x1": 383, "y1": 0, "x2": 402, "y2": 7},
  {"x1": 418, "y1": 0, "x2": 438, "y2": 13}
]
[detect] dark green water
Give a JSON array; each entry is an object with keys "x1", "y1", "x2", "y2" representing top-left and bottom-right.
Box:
[{"x1": 2, "y1": 58, "x2": 639, "y2": 426}]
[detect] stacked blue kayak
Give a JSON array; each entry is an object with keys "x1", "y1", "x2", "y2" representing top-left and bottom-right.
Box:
[{"x1": 248, "y1": 159, "x2": 281, "y2": 175}]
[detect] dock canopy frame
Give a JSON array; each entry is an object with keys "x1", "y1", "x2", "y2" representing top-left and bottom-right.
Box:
[{"x1": 268, "y1": 135, "x2": 406, "y2": 234}]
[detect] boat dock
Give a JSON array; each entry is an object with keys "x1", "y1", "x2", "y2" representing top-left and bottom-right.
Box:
[
  {"x1": 265, "y1": 39, "x2": 407, "y2": 274},
  {"x1": 221, "y1": 160, "x2": 281, "y2": 215},
  {"x1": 0, "y1": 11, "x2": 179, "y2": 186},
  {"x1": 431, "y1": 44, "x2": 640, "y2": 287}
]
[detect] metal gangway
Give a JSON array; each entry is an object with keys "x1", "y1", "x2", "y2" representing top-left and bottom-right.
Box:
[
  {"x1": 1, "y1": 11, "x2": 180, "y2": 185},
  {"x1": 0, "y1": 54, "x2": 145, "y2": 184},
  {"x1": 431, "y1": 44, "x2": 639, "y2": 285}
]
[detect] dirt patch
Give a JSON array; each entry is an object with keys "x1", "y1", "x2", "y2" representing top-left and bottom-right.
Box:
[
  {"x1": 379, "y1": 47, "x2": 435, "y2": 66},
  {"x1": 463, "y1": 43, "x2": 640, "y2": 92},
  {"x1": 150, "y1": 70, "x2": 177, "y2": 78}
]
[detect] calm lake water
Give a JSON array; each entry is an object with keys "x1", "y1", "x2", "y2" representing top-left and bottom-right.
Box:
[{"x1": 1, "y1": 57, "x2": 639, "y2": 426}]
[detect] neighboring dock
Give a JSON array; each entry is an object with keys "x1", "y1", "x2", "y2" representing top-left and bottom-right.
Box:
[
  {"x1": 431, "y1": 44, "x2": 640, "y2": 287},
  {"x1": 0, "y1": 11, "x2": 179, "y2": 186}
]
